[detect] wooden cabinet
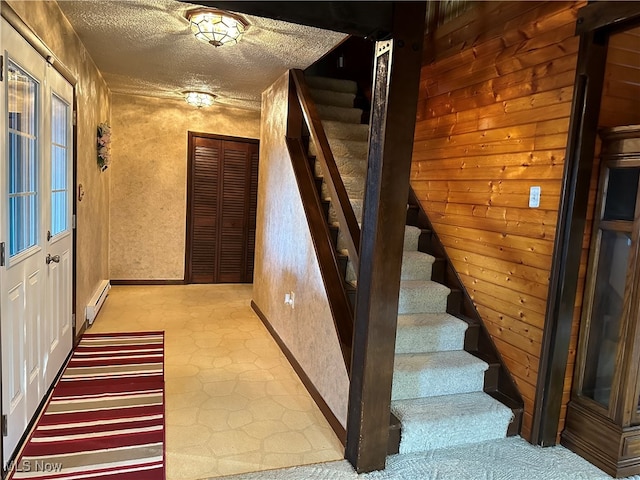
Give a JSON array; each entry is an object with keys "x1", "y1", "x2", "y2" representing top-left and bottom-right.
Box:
[
  {"x1": 562, "y1": 126, "x2": 640, "y2": 477},
  {"x1": 185, "y1": 132, "x2": 259, "y2": 284}
]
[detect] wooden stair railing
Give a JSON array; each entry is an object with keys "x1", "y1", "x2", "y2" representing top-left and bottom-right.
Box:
[
  {"x1": 285, "y1": 69, "x2": 361, "y2": 372},
  {"x1": 289, "y1": 69, "x2": 361, "y2": 270}
]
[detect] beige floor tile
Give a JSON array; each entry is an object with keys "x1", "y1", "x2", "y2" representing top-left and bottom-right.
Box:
[
  {"x1": 241, "y1": 419, "x2": 291, "y2": 440},
  {"x1": 215, "y1": 452, "x2": 263, "y2": 476},
  {"x1": 167, "y1": 424, "x2": 213, "y2": 448},
  {"x1": 167, "y1": 450, "x2": 218, "y2": 480},
  {"x1": 208, "y1": 430, "x2": 262, "y2": 456},
  {"x1": 89, "y1": 284, "x2": 344, "y2": 480},
  {"x1": 282, "y1": 410, "x2": 316, "y2": 430},
  {"x1": 200, "y1": 378, "x2": 238, "y2": 396},
  {"x1": 166, "y1": 364, "x2": 200, "y2": 378},
  {"x1": 167, "y1": 407, "x2": 199, "y2": 426},
  {"x1": 227, "y1": 410, "x2": 254, "y2": 429},
  {"x1": 197, "y1": 409, "x2": 231, "y2": 432},
  {"x1": 263, "y1": 431, "x2": 312, "y2": 454},
  {"x1": 262, "y1": 453, "x2": 305, "y2": 469},
  {"x1": 303, "y1": 425, "x2": 345, "y2": 450},
  {"x1": 165, "y1": 390, "x2": 211, "y2": 409}
]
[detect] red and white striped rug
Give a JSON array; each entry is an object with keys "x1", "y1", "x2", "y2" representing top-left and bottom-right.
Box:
[{"x1": 9, "y1": 332, "x2": 165, "y2": 480}]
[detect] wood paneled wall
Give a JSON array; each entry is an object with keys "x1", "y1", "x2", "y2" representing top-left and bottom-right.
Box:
[
  {"x1": 411, "y1": 1, "x2": 585, "y2": 440},
  {"x1": 599, "y1": 27, "x2": 640, "y2": 128}
]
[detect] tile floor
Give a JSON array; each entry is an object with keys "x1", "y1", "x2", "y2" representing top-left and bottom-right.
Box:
[{"x1": 89, "y1": 284, "x2": 344, "y2": 480}]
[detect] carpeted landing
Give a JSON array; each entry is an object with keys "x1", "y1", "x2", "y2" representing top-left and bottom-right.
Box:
[{"x1": 210, "y1": 436, "x2": 637, "y2": 480}]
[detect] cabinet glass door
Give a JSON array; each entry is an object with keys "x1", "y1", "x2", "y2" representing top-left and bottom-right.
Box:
[{"x1": 578, "y1": 163, "x2": 640, "y2": 414}]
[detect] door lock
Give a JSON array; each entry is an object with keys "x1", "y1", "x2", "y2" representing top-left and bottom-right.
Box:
[{"x1": 46, "y1": 254, "x2": 60, "y2": 264}]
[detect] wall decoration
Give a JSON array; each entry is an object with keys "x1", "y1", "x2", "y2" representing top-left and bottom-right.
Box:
[{"x1": 97, "y1": 122, "x2": 111, "y2": 171}]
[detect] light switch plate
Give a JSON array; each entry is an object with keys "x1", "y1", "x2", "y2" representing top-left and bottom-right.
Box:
[{"x1": 529, "y1": 186, "x2": 541, "y2": 208}]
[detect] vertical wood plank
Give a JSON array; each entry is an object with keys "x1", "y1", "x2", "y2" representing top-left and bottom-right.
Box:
[{"x1": 345, "y1": 2, "x2": 425, "y2": 473}]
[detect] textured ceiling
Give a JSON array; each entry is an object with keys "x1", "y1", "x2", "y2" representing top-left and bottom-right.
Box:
[{"x1": 57, "y1": 0, "x2": 347, "y2": 110}]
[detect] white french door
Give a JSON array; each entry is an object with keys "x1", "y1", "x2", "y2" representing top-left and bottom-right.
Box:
[
  {"x1": 0, "y1": 19, "x2": 73, "y2": 464},
  {"x1": 44, "y1": 76, "x2": 73, "y2": 391}
]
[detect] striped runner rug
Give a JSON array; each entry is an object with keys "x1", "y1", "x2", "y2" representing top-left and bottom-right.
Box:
[{"x1": 9, "y1": 332, "x2": 165, "y2": 480}]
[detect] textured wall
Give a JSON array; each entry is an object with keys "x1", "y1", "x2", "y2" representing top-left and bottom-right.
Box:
[
  {"x1": 5, "y1": 0, "x2": 111, "y2": 334},
  {"x1": 253, "y1": 72, "x2": 350, "y2": 428},
  {"x1": 109, "y1": 94, "x2": 260, "y2": 280},
  {"x1": 412, "y1": 1, "x2": 585, "y2": 440}
]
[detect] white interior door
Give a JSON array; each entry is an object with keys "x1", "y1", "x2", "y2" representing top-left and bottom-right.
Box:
[
  {"x1": 43, "y1": 73, "x2": 73, "y2": 389},
  {"x1": 1, "y1": 18, "x2": 73, "y2": 465}
]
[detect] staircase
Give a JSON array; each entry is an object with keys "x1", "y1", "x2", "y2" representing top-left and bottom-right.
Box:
[{"x1": 304, "y1": 74, "x2": 519, "y2": 455}]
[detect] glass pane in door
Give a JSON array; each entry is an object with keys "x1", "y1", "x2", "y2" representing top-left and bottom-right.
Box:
[
  {"x1": 7, "y1": 61, "x2": 38, "y2": 256},
  {"x1": 604, "y1": 167, "x2": 640, "y2": 222},
  {"x1": 50, "y1": 94, "x2": 68, "y2": 237},
  {"x1": 581, "y1": 230, "x2": 632, "y2": 408}
]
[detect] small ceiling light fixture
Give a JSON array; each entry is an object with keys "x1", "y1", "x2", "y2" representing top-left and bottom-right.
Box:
[
  {"x1": 184, "y1": 91, "x2": 216, "y2": 108},
  {"x1": 186, "y1": 8, "x2": 249, "y2": 47}
]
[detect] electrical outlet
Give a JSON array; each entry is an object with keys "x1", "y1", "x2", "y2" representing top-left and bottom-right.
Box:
[
  {"x1": 529, "y1": 186, "x2": 541, "y2": 208},
  {"x1": 284, "y1": 291, "x2": 295, "y2": 309}
]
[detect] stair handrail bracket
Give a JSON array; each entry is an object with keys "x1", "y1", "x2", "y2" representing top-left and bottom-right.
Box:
[{"x1": 289, "y1": 69, "x2": 361, "y2": 270}]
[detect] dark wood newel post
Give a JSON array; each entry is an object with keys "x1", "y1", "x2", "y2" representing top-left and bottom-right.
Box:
[{"x1": 345, "y1": 2, "x2": 425, "y2": 473}]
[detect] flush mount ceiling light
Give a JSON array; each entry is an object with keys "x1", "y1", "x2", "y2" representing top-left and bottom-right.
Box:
[
  {"x1": 184, "y1": 91, "x2": 216, "y2": 108},
  {"x1": 186, "y1": 8, "x2": 249, "y2": 47}
]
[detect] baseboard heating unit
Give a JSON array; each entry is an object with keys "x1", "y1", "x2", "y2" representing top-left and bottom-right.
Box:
[{"x1": 85, "y1": 280, "x2": 111, "y2": 325}]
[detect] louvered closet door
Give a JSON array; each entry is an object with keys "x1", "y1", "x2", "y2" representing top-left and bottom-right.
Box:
[
  {"x1": 190, "y1": 137, "x2": 220, "y2": 283},
  {"x1": 186, "y1": 133, "x2": 258, "y2": 284}
]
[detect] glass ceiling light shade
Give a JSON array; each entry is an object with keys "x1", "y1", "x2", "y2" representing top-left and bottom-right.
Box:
[
  {"x1": 184, "y1": 91, "x2": 216, "y2": 108},
  {"x1": 186, "y1": 8, "x2": 249, "y2": 47}
]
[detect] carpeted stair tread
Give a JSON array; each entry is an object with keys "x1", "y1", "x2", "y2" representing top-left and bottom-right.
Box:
[
  {"x1": 344, "y1": 234, "x2": 434, "y2": 284},
  {"x1": 345, "y1": 260, "x2": 357, "y2": 284},
  {"x1": 309, "y1": 138, "x2": 368, "y2": 160},
  {"x1": 403, "y1": 225, "x2": 421, "y2": 251},
  {"x1": 309, "y1": 88, "x2": 356, "y2": 108},
  {"x1": 305, "y1": 75, "x2": 358, "y2": 94},
  {"x1": 335, "y1": 223, "x2": 363, "y2": 253},
  {"x1": 391, "y1": 392, "x2": 514, "y2": 454},
  {"x1": 316, "y1": 104, "x2": 363, "y2": 124},
  {"x1": 401, "y1": 251, "x2": 435, "y2": 281},
  {"x1": 322, "y1": 120, "x2": 369, "y2": 142},
  {"x1": 392, "y1": 350, "x2": 488, "y2": 400},
  {"x1": 398, "y1": 280, "x2": 451, "y2": 314},
  {"x1": 330, "y1": 199, "x2": 363, "y2": 228},
  {"x1": 337, "y1": 223, "x2": 421, "y2": 253},
  {"x1": 315, "y1": 156, "x2": 367, "y2": 178},
  {"x1": 395, "y1": 313, "x2": 468, "y2": 354},
  {"x1": 321, "y1": 174, "x2": 365, "y2": 199},
  {"x1": 403, "y1": 226, "x2": 422, "y2": 251}
]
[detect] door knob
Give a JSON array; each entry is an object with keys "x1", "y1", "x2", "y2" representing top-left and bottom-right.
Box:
[{"x1": 46, "y1": 254, "x2": 60, "y2": 264}]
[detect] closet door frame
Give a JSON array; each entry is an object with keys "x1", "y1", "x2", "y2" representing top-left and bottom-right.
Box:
[{"x1": 184, "y1": 131, "x2": 259, "y2": 284}]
